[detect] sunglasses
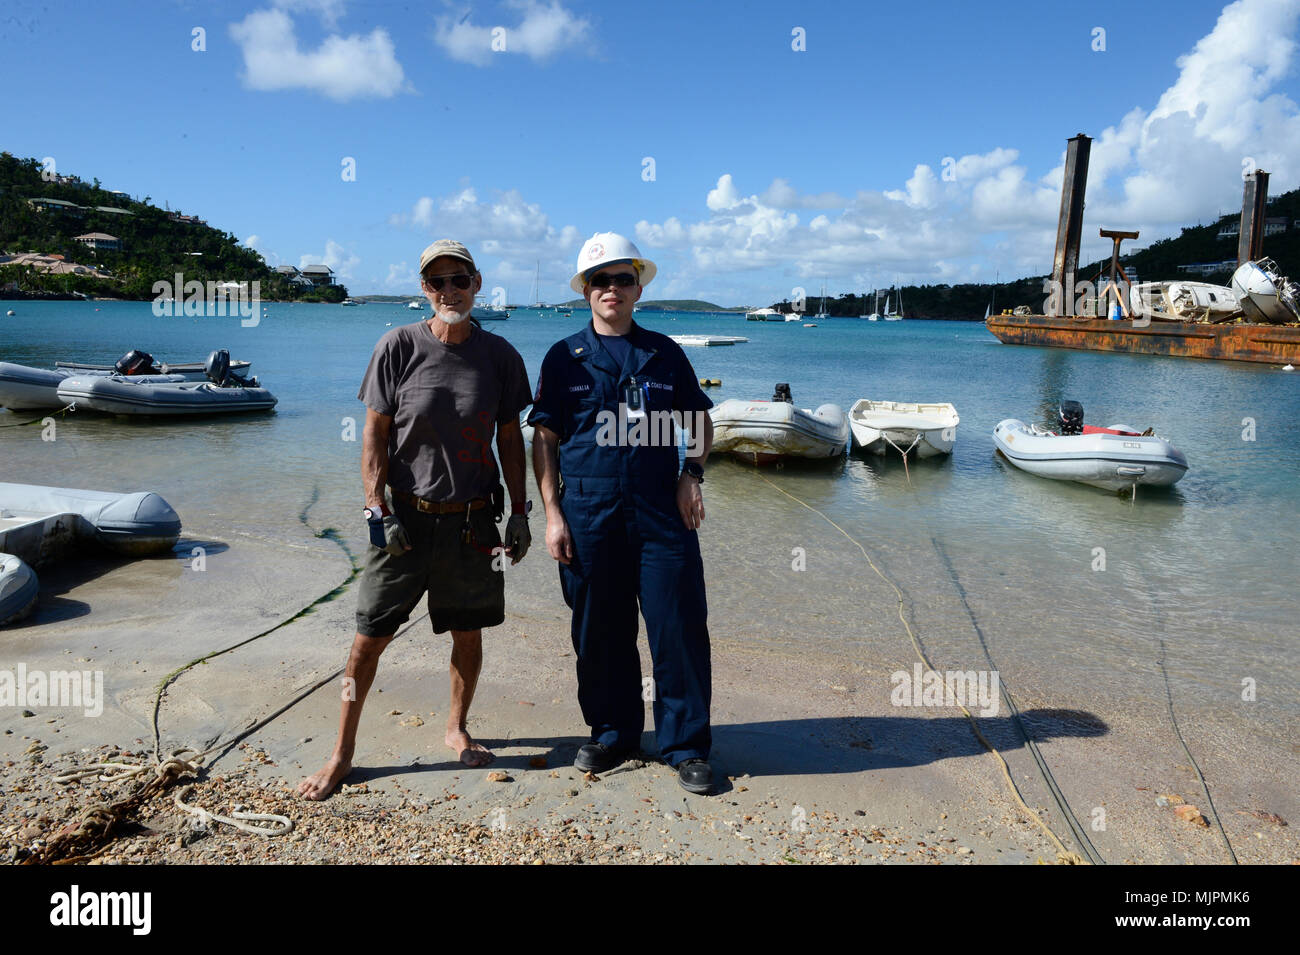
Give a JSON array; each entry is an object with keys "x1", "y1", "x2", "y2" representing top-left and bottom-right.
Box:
[
  {"x1": 424, "y1": 273, "x2": 473, "y2": 291},
  {"x1": 589, "y1": 272, "x2": 638, "y2": 289}
]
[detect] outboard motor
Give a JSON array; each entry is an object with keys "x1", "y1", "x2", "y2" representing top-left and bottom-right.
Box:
[
  {"x1": 773, "y1": 383, "x2": 793, "y2": 404},
  {"x1": 115, "y1": 349, "x2": 157, "y2": 377},
  {"x1": 1058, "y1": 400, "x2": 1084, "y2": 436},
  {"x1": 205, "y1": 348, "x2": 231, "y2": 387}
]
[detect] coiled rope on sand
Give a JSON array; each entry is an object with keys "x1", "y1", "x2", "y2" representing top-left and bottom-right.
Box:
[{"x1": 24, "y1": 489, "x2": 358, "y2": 864}]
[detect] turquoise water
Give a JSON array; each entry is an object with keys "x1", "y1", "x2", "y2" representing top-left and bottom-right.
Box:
[{"x1": 2, "y1": 301, "x2": 1297, "y2": 733}]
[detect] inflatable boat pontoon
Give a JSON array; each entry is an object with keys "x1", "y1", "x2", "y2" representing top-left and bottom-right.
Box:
[
  {"x1": 0, "y1": 349, "x2": 252, "y2": 410},
  {"x1": 710, "y1": 384, "x2": 848, "y2": 464},
  {"x1": 0, "y1": 483, "x2": 182, "y2": 625},
  {"x1": 993, "y1": 401, "x2": 1188, "y2": 493}
]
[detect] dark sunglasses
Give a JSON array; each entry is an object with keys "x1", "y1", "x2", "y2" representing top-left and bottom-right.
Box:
[
  {"x1": 589, "y1": 272, "x2": 638, "y2": 289},
  {"x1": 424, "y1": 273, "x2": 473, "y2": 291}
]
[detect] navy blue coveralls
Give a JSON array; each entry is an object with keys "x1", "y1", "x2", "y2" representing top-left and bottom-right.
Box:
[{"x1": 529, "y1": 321, "x2": 713, "y2": 766}]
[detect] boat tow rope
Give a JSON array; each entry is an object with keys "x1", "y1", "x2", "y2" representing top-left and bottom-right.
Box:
[
  {"x1": 1155, "y1": 638, "x2": 1238, "y2": 864},
  {"x1": 752, "y1": 470, "x2": 1091, "y2": 865},
  {"x1": 0, "y1": 401, "x2": 77, "y2": 428},
  {"x1": 881, "y1": 432, "x2": 922, "y2": 484},
  {"x1": 930, "y1": 537, "x2": 1104, "y2": 865},
  {"x1": 26, "y1": 488, "x2": 361, "y2": 864}
]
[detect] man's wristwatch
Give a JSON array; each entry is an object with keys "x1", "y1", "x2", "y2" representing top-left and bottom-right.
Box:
[
  {"x1": 682, "y1": 462, "x2": 704, "y2": 483},
  {"x1": 511, "y1": 500, "x2": 533, "y2": 517}
]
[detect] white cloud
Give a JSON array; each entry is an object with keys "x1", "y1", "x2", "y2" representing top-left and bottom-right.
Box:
[
  {"x1": 759, "y1": 178, "x2": 847, "y2": 210},
  {"x1": 884, "y1": 164, "x2": 941, "y2": 209},
  {"x1": 272, "y1": 0, "x2": 347, "y2": 29},
  {"x1": 1047, "y1": 0, "x2": 1300, "y2": 259},
  {"x1": 300, "y1": 239, "x2": 360, "y2": 279},
  {"x1": 229, "y1": 8, "x2": 407, "y2": 101},
  {"x1": 706, "y1": 174, "x2": 742, "y2": 211},
  {"x1": 383, "y1": 261, "x2": 419, "y2": 292},
  {"x1": 434, "y1": 1, "x2": 592, "y2": 67},
  {"x1": 631, "y1": 0, "x2": 1300, "y2": 297},
  {"x1": 389, "y1": 185, "x2": 585, "y2": 302},
  {"x1": 242, "y1": 234, "x2": 282, "y2": 266}
]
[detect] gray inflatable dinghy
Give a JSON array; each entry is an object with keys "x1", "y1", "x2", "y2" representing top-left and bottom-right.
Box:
[
  {"x1": 0, "y1": 349, "x2": 251, "y2": 411},
  {"x1": 56, "y1": 349, "x2": 276, "y2": 416},
  {"x1": 0, "y1": 482, "x2": 182, "y2": 625}
]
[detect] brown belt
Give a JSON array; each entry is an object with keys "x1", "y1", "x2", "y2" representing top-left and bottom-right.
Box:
[{"x1": 392, "y1": 490, "x2": 487, "y2": 514}]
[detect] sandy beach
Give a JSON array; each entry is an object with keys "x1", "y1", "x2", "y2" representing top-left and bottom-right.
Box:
[{"x1": 2, "y1": 494, "x2": 1295, "y2": 866}]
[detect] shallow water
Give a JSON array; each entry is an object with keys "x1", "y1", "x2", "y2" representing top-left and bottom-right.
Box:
[{"x1": 1, "y1": 301, "x2": 1296, "y2": 738}]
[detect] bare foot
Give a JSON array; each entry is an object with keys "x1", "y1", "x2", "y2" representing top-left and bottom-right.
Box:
[
  {"x1": 446, "y1": 728, "x2": 494, "y2": 767},
  {"x1": 297, "y1": 755, "x2": 352, "y2": 800}
]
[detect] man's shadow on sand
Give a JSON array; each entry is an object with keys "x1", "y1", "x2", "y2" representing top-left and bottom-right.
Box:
[{"x1": 343, "y1": 709, "x2": 1107, "y2": 795}]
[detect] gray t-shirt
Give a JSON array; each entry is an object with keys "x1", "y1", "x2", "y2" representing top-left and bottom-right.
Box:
[{"x1": 358, "y1": 321, "x2": 531, "y2": 501}]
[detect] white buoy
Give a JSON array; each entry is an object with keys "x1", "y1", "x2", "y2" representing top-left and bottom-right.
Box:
[
  {"x1": 5, "y1": 310, "x2": 14, "y2": 316},
  {"x1": 1284, "y1": 363, "x2": 1295, "y2": 371}
]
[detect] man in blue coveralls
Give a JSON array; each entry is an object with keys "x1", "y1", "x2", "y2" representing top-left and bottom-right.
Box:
[{"x1": 529, "y1": 232, "x2": 717, "y2": 795}]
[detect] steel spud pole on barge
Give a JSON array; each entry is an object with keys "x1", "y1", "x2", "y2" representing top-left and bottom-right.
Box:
[{"x1": 987, "y1": 134, "x2": 1300, "y2": 366}]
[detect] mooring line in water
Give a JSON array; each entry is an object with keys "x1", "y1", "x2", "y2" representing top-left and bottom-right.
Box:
[
  {"x1": 0, "y1": 402, "x2": 77, "y2": 428},
  {"x1": 1155, "y1": 635, "x2": 1239, "y2": 864},
  {"x1": 750, "y1": 470, "x2": 1089, "y2": 864},
  {"x1": 33, "y1": 484, "x2": 369, "y2": 863},
  {"x1": 1123, "y1": 562, "x2": 1237, "y2": 864},
  {"x1": 930, "y1": 536, "x2": 1105, "y2": 865}
]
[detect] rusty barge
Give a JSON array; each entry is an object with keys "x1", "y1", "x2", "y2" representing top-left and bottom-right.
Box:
[
  {"x1": 988, "y1": 134, "x2": 1299, "y2": 366},
  {"x1": 985, "y1": 313, "x2": 1300, "y2": 365}
]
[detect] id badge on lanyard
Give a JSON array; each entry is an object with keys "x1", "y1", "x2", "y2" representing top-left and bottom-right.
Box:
[{"x1": 624, "y1": 376, "x2": 647, "y2": 421}]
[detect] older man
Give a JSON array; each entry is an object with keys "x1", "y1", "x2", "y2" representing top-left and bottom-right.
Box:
[
  {"x1": 529, "y1": 232, "x2": 716, "y2": 795},
  {"x1": 299, "y1": 239, "x2": 532, "y2": 800}
]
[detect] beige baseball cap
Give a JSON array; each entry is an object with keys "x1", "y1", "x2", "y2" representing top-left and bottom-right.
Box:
[{"x1": 419, "y1": 239, "x2": 477, "y2": 276}]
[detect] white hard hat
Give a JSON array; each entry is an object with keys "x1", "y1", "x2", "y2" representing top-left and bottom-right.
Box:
[{"x1": 569, "y1": 232, "x2": 657, "y2": 294}]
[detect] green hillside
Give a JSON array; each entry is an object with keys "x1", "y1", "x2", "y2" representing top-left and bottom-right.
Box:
[
  {"x1": 752, "y1": 189, "x2": 1300, "y2": 321},
  {"x1": 1093, "y1": 190, "x2": 1300, "y2": 287},
  {"x1": 0, "y1": 153, "x2": 347, "y2": 302}
]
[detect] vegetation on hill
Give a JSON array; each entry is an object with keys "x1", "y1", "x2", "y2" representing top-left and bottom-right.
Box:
[
  {"x1": 0, "y1": 153, "x2": 347, "y2": 302},
  {"x1": 1086, "y1": 189, "x2": 1299, "y2": 288},
  {"x1": 756, "y1": 189, "x2": 1300, "y2": 320}
]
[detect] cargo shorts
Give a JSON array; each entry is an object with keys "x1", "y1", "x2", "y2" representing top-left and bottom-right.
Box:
[{"x1": 355, "y1": 497, "x2": 504, "y2": 637}]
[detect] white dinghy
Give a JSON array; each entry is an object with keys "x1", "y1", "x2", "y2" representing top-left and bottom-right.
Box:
[
  {"x1": 710, "y1": 383, "x2": 848, "y2": 464},
  {"x1": 993, "y1": 401, "x2": 1188, "y2": 493},
  {"x1": 849, "y1": 399, "x2": 959, "y2": 457}
]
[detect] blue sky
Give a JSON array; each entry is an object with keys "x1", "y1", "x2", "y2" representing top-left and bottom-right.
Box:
[{"x1": 4, "y1": 0, "x2": 1299, "y2": 304}]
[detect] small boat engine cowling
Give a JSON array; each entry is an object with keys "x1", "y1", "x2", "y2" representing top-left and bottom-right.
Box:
[
  {"x1": 115, "y1": 349, "x2": 158, "y2": 376},
  {"x1": 1058, "y1": 400, "x2": 1084, "y2": 435},
  {"x1": 205, "y1": 349, "x2": 231, "y2": 386},
  {"x1": 773, "y1": 383, "x2": 793, "y2": 404}
]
